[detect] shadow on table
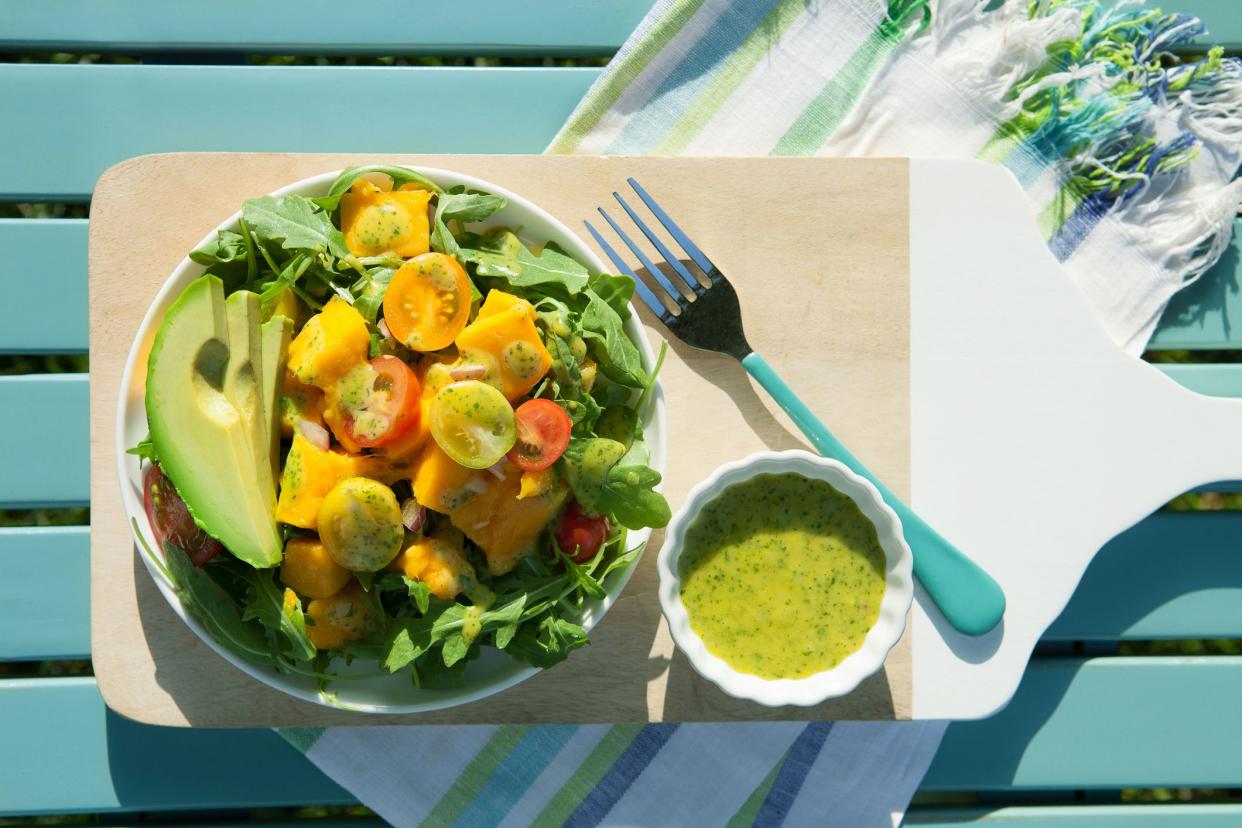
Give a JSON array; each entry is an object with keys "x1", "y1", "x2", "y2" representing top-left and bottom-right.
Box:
[
  {"x1": 633, "y1": 286, "x2": 810, "y2": 456},
  {"x1": 660, "y1": 647, "x2": 899, "y2": 722},
  {"x1": 1157, "y1": 239, "x2": 1240, "y2": 342},
  {"x1": 102, "y1": 705, "x2": 350, "y2": 809}
]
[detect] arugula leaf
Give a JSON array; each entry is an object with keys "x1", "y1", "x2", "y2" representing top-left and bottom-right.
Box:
[
  {"x1": 441, "y1": 629, "x2": 471, "y2": 667},
  {"x1": 403, "y1": 577, "x2": 432, "y2": 614},
  {"x1": 580, "y1": 290, "x2": 647, "y2": 388},
  {"x1": 587, "y1": 273, "x2": 636, "y2": 320},
  {"x1": 191, "y1": 229, "x2": 250, "y2": 266},
  {"x1": 350, "y1": 265, "x2": 397, "y2": 324},
  {"x1": 505, "y1": 615, "x2": 589, "y2": 669},
  {"x1": 555, "y1": 548, "x2": 607, "y2": 600},
  {"x1": 243, "y1": 195, "x2": 351, "y2": 261},
  {"x1": 437, "y1": 189, "x2": 507, "y2": 224},
  {"x1": 559, "y1": 438, "x2": 671, "y2": 529},
  {"x1": 233, "y1": 565, "x2": 317, "y2": 662},
  {"x1": 513, "y1": 242, "x2": 590, "y2": 293},
  {"x1": 459, "y1": 230, "x2": 590, "y2": 294},
  {"x1": 481, "y1": 595, "x2": 526, "y2": 650},
  {"x1": 416, "y1": 650, "x2": 473, "y2": 688},
  {"x1": 127, "y1": 436, "x2": 159, "y2": 464},
  {"x1": 160, "y1": 542, "x2": 276, "y2": 666},
  {"x1": 380, "y1": 600, "x2": 467, "y2": 672},
  {"x1": 603, "y1": 541, "x2": 643, "y2": 580},
  {"x1": 430, "y1": 209, "x2": 462, "y2": 260},
  {"x1": 258, "y1": 252, "x2": 314, "y2": 308},
  {"x1": 317, "y1": 165, "x2": 444, "y2": 212},
  {"x1": 382, "y1": 618, "x2": 433, "y2": 673}
]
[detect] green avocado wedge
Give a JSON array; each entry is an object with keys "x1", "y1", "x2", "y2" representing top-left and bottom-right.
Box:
[{"x1": 146, "y1": 275, "x2": 289, "y2": 568}]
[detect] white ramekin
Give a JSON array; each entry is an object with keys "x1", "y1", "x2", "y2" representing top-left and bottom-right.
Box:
[{"x1": 657, "y1": 449, "x2": 913, "y2": 706}]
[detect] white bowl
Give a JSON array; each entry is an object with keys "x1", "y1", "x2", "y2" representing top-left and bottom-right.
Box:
[
  {"x1": 116, "y1": 167, "x2": 666, "y2": 713},
  {"x1": 657, "y1": 450, "x2": 912, "y2": 706}
]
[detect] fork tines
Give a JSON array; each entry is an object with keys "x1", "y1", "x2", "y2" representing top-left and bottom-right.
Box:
[{"x1": 585, "y1": 178, "x2": 722, "y2": 325}]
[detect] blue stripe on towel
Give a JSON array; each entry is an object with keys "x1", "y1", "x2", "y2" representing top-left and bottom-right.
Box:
[
  {"x1": 563, "y1": 724, "x2": 680, "y2": 828},
  {"x1": 753, "y1": 722, "x2": 834, "y2": 827}
]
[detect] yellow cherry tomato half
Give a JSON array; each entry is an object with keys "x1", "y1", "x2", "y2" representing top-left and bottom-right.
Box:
[
  {"x1": 382, "y1": 252, "x2": 471, "y2": 352},
  {"x1": 317, "y1": 477, "x2": 405, "y2": 572},
  {"x1": 429, "y1": 380, "x2": 517, "y2": 469}
]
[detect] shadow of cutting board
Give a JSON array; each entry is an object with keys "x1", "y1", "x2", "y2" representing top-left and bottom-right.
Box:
[{"x1": 88, "y1": 154, "x2": 1238, "y2": 727}]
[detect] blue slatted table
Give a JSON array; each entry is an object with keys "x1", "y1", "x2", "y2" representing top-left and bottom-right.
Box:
[{"x1": 1, "y1": 1, "x2": 1239, "y2": 824}]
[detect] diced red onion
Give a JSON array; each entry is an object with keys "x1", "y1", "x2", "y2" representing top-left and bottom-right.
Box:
[
  {"x1": 401, "y1": 499, "x2": 427, "y2": 533},
  {"x1": 449, "y1": 363, "x2": 488, "y2": 381},
  {"x1": 485, "y1": 460, "x2": 508, "y2": 480},
  {"x1": 377, "y1": 318, "x2": 395, "y2": 344},
  {"x1": 298, "y1": 419, "x2": 330, "y2": 451}
]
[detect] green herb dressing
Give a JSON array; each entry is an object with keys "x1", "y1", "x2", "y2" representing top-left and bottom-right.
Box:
[{"x1": 678, "y1": 473, "x2": 886, "y2": 679}]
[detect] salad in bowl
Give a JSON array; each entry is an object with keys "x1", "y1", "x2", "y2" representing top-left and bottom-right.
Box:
[{"x1": 121, "y1": 165, "x2": 669, "y2": 711}]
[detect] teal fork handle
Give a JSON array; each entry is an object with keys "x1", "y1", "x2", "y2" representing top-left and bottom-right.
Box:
[{"x1": 742, "y1": 351, "x2": 1005, "y2": 636}]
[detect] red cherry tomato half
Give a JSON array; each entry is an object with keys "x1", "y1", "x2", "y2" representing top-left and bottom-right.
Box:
[
  {"x1": 142, "y1": 463, "x2": 223, "y2": 567},
  {"x1": 343, "y1": 355, "x2": 422, "y2": 449},
  {"x1": 507, "y1": 398, "x2": 572, "y2": 472},
  {"x1": 555, "y1": 501, "x2": 610, "y2": 564}
]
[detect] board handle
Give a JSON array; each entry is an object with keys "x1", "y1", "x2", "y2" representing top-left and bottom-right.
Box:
[
  {"x1": 742, "y1": 351, "x2": 1006, "y2": 636},
  {"x1": 1170, "y1": 384, "x2": 1242, "y2": 490}
]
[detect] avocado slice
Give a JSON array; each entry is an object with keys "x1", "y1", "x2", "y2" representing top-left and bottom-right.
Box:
[
  {"x1": 222, "y1": 291, "x2": 273, "y2": 500},
  {"x1": 260, "y1": 315, "x2": 291, "y2": 477},
  {"x1": 146, "y1": 276, "x2": 284, "y2": 568}
]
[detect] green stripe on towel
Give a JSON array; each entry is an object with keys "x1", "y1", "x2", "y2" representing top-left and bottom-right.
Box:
[{"x1": 420, "y1": 725, "x2": 531, "y2": 828}]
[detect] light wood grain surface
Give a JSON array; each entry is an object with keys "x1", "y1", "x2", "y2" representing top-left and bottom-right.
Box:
[{"x1": 89, "y1": 153, "x2": 911, "y2": 727}]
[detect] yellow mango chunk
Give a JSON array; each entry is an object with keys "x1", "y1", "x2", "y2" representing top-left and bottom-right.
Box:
[
  {"x1": 279, "y1": 373, "x2": 325, "y2": 438},
  {"x1": 449, "y1": 460, "x2": 569, "y2": 575},
  {"x1": 411, "y1": 441, "x2": 483, "y2": 513},
  {"x1": 276, "y1": 433, "x2": 375, "y2": 529},
  {"x1": 305, "y1": 582, "x2": 370, "y2": 650},
  {"x1": 287, "y1": 296, "x2": 370, "y2": 388},
  {"x1": 280, "y1": 537, "x2": 353, "y2": 598},
  {"x1": 341, "y1": 180, "x2": 432, "y2": 258},
  {"x1": 364, "y1": 399, "x2": 431, "y2": 486},
  {"x1": 392, "y1": 530, "x2": 476, "y2": 600},
  {"x1": 517, "y1": 467, "x2": 559, "y2": 500},
  {"x1": 454, "y1": 291, "x2": 552, "y2": 401}
]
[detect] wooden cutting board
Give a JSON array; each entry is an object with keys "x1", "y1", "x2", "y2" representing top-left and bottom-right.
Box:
[{"x1": 88, "y1": 153, "x2": 1240, "y2": 727}]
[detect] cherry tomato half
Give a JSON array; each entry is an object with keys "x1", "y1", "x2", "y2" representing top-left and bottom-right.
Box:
[
  {"x1": 382, "y1": 252, "x2": 472, "y2": 352},
  {"x1": 143, "y1": 463, "x2": 223, "y2": 567},
  {"x1": 429, "y1": 380, "x2": 517, "y2": 469},
  {"x1": 507, "y1": 399, "x2": 572, "y2": 472},
  {"x1": 555, "y1": 501, "x2": 610, "y2": 564},
  {"x1": 341, "y1": 355, "x2": 422, "y2": 449}
]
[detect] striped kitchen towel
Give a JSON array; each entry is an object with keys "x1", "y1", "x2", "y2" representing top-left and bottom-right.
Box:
[
  {"x1": 282, "y1": 721, "x2": 946, "y2": 826},
  {"x1": 550, "y1": 0, "x2": 1242, "y2": 355},
  {"x1": 281, "y1": 1, "x2": 1240, "y2": 825}
]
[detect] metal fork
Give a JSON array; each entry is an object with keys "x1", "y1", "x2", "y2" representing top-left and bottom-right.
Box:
[{"x1": 587, "y1": 178, "x2": 1006, "y2": 637}]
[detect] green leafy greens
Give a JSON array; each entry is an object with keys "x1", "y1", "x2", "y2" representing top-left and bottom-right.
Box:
[{"x1": 161, "y1": 164, "x2": 672, "y2": 692}]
